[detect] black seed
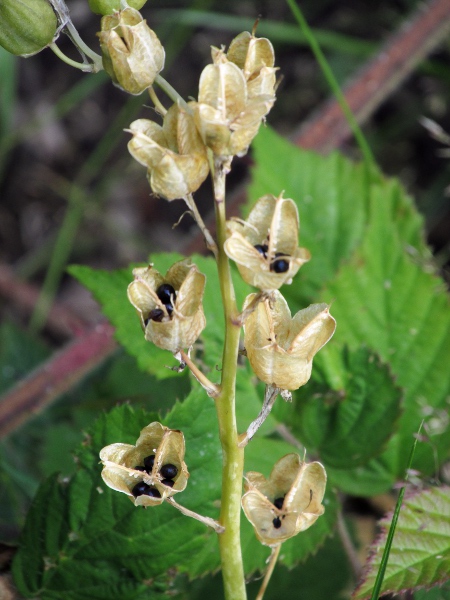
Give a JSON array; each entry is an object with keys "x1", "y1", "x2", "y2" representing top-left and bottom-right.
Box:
[
  {"x1": 273, "y1": 496, "x2": 284, "y2": 510},
  {"x1": 133, "y1": 466, "x2": 146, "y2": 472},
  {"x1": 143, "y1": 455, "x2": 155, "y2": 472},
  {"x1": 132, "y1": 481, "x2": 150, "y2": 497},
  {"x1": 165, "y1": 302, "x2": 174, "y2": 316},
  {"x1": 254, "y1": 243, "x2": 269, "y2": 258},
  {"x1": 147, "y1": 308, "x2": 164, "y2": 323},
  {"x1": 273, "y1": 517, "x2": 282, "y2": 529},
  {"x1": 157, "y1": 283, "x2": 176, "y2": 306},
  {"x1": 145, "y1": 486, "x2": 162, "y2": 498},
  {"x1": 270, "y1": 256, "x2": 290, "y2": 273},
  {"x1": 161, "y1": 478, "x2": 175, "y2": 487},
  {"x1": 160, "y1": 463, "x2": 178, "y2": 479}
]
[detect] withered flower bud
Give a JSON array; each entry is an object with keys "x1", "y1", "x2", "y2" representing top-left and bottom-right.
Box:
[
  {"x1": 128, "y1": 102, "x2": 209, "y2": 200},
  {"x1": 98, "y1": 7, "x2": 164, "y2": 95},
  {"x1": 224, "y1": 193, "x2": 310, "y2": 290},
  {"x1": 244, "y1": 291, "x2": 336, "y2": 390},
  {"x1": 227, "y1": 31, "x2": 276, "y2": 96},
  {"x1": 127, "y1": 259, "x2": 206, "y2": 353},
  {"x1": 193, "y1": 46, "x2": 275, "y2": 159},
  {"x1": 100, "y1": 422, "x2": 189, "y2": 507},
  {"x1": 242, "y1": 454, "x2": 327, "y2": 547}
]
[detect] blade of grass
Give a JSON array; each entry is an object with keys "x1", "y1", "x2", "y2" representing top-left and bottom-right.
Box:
[
  {"x1": 0, "y1": 48, "x2": 17, "y2": 137},
  {"x1": 285, "y1": 0, "x2": 376, "y2": 170},
  {"x1": 370, "y1": 422, "x2": 424, "y2": 600}
]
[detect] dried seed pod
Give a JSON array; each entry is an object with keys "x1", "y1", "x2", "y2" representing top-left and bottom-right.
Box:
[
  {"x1": 243, "y1": 291, "x2": 336, "y2": 390},
  {"x1": 128, "y1": 102, "x2": 209, "y2": 200},
  {"x1": 193, "y1": 45, "x2": 276, "y2": 159},
  {"x1": 242, "y1": 454, "x2": 327, "y2": 546},
  {"x1": 127, "y1": 259, "x2": 206, "y2": 353},
  {"x1": 224, "y1": 193, "x2": 310, "y2": 290},
  {"x1": 98, "y1": 8, "x2": 164, "y2": 95},
  {"x1": 100, "y1": 422, "x2": 189, "y2": 507}
]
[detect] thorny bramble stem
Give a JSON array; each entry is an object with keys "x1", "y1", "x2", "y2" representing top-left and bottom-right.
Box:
[{"x1": 213, "y1": 160, "x2": 247, "y2": 600}]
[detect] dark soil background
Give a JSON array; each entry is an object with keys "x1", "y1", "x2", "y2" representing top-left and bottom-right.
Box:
[{"x1": 1, "y1": 0, "x2": 449, "y2": 333}]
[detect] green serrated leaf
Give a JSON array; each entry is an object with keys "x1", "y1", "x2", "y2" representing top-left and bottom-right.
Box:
[
  {"x1": 414, "y1": 582, "x2": 450, "y2": 599},
  {"x1": 284, "y1": 347, "x2": 403, "y2": 469},
  {"x1": 353, "y1": 486, "x2": 450, "y2": 599}
]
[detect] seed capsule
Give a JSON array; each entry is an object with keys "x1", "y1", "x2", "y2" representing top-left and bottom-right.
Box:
[
  {"x1": 160, "y1": 463, "x2": 178, "y2": 479},
  {"x1": 144, "y1": 454, "x2": 155, "y2": 472}
]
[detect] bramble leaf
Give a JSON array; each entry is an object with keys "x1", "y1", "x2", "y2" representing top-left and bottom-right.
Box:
[{"x1": 353, "y1": 486, "x2": 450, "y2": 599}]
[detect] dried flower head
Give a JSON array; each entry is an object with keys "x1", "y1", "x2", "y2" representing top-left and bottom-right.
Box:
[
  {"x1": 224, "y1": 194, "x2": 310, "y2": 290},
  {"x1": 98, "y1": 7, "x2": 165, "y2": 95},
  {"x1": 100, "y1": 422, "x2": 189, "y2": 507},
  {"x1": 244, "y1": 291, "x2": 336, "y2": 390},
  {"x1": 127, "y1": 259, "x2": 206, "y2": 353},
  {"x1": 193, "y1": 35, "x2": 276, "y2": 160},
  {"x1": 242, "y1": 454, "x2": 327, "y2": 546},
  {"x1": 128, "y1": 102, "x2": 209, "y2": 200}
]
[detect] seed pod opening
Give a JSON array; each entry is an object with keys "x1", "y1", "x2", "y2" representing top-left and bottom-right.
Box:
[
  {"x1": 242, "y1": 454, "x2": 327, "y2": 546},
  {"x1": 100, "y1": 422, "x2": 189, "y2": 507},
  {"x1": 127, "y1": 259, "x2": 207, "y2": 353},
  {"x1": 243, "y1": 291, "x2": 336, "y2": 390},
  {"x1": 224, "y1": 194, "x2": 310, "y2": 290}
]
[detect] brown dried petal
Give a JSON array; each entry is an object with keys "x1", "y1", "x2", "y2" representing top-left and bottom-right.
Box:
[
  {"x1": 242, "y1": 455, "x2": 326, "y2": 546},
  {"x1": 243, "y1": 292, "x2": 336, "y2": 390}
]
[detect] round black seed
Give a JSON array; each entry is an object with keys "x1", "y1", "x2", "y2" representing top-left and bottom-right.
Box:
[
  {"x1": 273, "y1": 496, "x2": 284, "y2": 510},
  {"x1": 272, "y1": 517, "x2": 282, "y2": 529},
  {"x1": 132, "y1": 481, "x2": 151, "y2": 497},
  {"x1": 161, "y1": 478, "x2": 175, "y2": 487},
  {"x1": 270, "y1": 258, "x2": 290, "y2": 273},
  {"x1": 160, "y1": 463, "x2": 178, "y2": 479},
  {"x1": 133, "y1": 466, "x2": 146, "y2": 472},
  {"x1": 157, "y1": 283, "x2": 176, "y2": 306},
  {"x1": 165, "y1": 302, "x2": 174, "y2": 316},
  {"x1": 145, "y1": 486, "x2": 162, "y2": 498},
  {"x1": 147, "y1": 308, "x2": 164, "y2": 323},
  {"x1": 143, "y1": 454, "x2": 155, "y2": 472},
  {"x1": 254, "y1": 243, "x2": 268, "y2": 258}
]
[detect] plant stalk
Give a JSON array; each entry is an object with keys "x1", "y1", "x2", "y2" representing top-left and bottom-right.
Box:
[{"x1": 213, "y1": 160, "x2": 247, "y2": 600}]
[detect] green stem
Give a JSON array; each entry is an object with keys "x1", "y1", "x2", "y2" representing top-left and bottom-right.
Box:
[
  {"x1": 154, "y1": 75, "x2": 191, "y2": 113},
  {"x1": 50, "y1": 43, "x2": 96, "y2": 72},
  {"x1": 213, "y1": 160, "x2": 247, "y2": 600}
]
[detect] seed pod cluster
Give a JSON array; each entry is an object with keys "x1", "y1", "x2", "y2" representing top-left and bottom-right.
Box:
[
  {"x1": 243, "y1": 291, "x2": 336, "y2": 390},
  {"x1": 224, "y1": 194, "x2": 310, "y2": 291},
  {"x1": 100, "y1": 422, "x2": 189, "y2": 507},
  {"x1": 98, "y1": 7, "x2": 165, "y2": 95},
  {"x1": 128, "y1": 102, "x2": 210, "y2": 200},
  {"x1": 193, "y1": 30, "x2": 277, "y2": 160},
  {"x1": 242, "y1": 454, "x2": 327, "y2": 547},
  {"x1": 127, "y1": 259, "x2": 206, "y2": 353}
]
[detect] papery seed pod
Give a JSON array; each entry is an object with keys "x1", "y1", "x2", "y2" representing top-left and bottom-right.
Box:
[
  {"x1": 0, "y1": 0, "x2": 57, "y2": 57},
  {"x1": 242, "y1": 454, "x2": 327, "y2": 546},
  {"x1": 127, "y1": 259, "x2": 206, "y2": 353},
  {"x1": 88, "y1": 0, "x2": 147, "y2": 16},
  {"x1": 224, "y1": 193, "x2": 310, "y2": 290},
  {"x1": 227, "y1": 31, "x2": 275, "y2": 82},
  {"x1": 98, "y1": 8, "x2": 164, "y2": 95},
  {"x1": 193, "y1": 45, "x2": 276, "y2": 159},
  {"x1": 128, "y1": 102, "x2": 209, "y2": 200},
  {"x1": 243, "y1": 291, "x2": 336, "y2": 390},
  {"x1": 100, "y1": 422, "x2": 189, "y2": 507}
]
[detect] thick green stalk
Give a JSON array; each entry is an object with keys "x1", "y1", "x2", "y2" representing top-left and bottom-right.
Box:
[{"x1": 213, "y1": 161, "x2": 247, "y2": 600}]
